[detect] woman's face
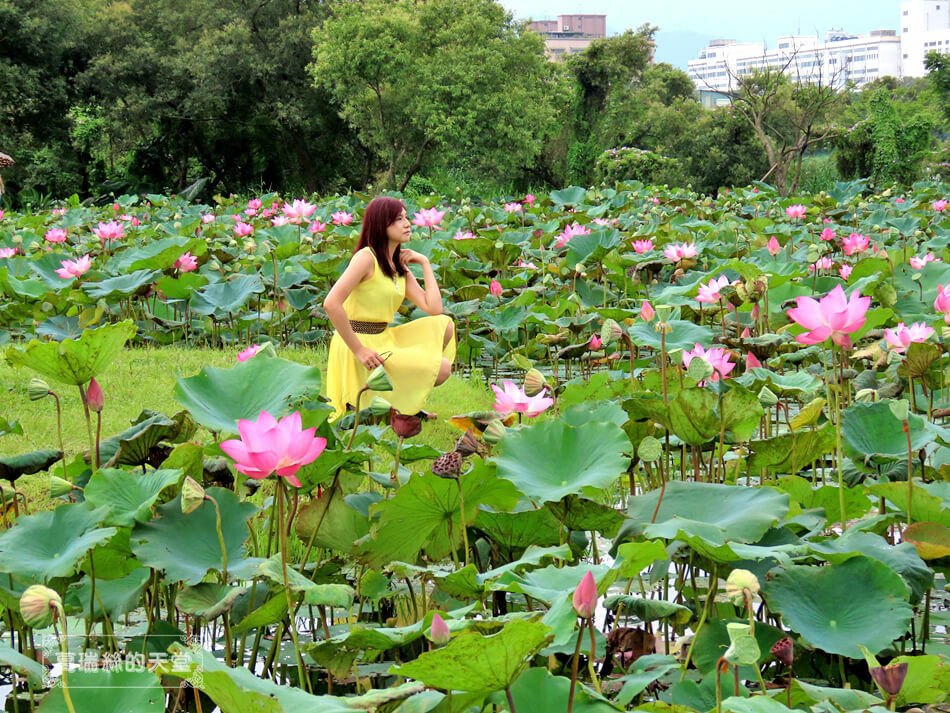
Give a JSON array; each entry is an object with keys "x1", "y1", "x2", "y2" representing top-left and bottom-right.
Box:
[{"x1": 386, "y1": 208, "x2": 411, "y2": 245}]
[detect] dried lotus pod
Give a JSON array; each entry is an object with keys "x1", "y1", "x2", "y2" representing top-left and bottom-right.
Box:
[{"x1": 432, "y1": 450, "x2": 463, "y2": 478}]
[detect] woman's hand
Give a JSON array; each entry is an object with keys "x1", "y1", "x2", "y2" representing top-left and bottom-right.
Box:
[
  {"x1": 355, "y1": 346, "x2": 384, "y2": 370},
  {"x1": 399, "y1": 249, "x2": 429, "y2": 268}
]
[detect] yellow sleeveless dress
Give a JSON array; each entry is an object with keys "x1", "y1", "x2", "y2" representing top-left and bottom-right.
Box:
[{"x1": 326, "y1": 247, "x2": 456, "y2": 420}]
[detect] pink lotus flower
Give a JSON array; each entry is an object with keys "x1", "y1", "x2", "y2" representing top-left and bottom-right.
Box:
[
  {"x1": 933, "y1": 199, "x2": 947, "y2": 212},
  {"x1": 234, "y1": 222, "x2": 254, "y2": 237},
  {"x1": 237, "y1": 344, "x2": 262, "y2": 362},
  {"x1": 412, "y1": 207, "x2": 446, "y2": 228},
  {"x1": 331, "y1": 211, "x2": 353, "y2": 226},
  {"x1": 271, "y1": 216, "x2": 291, "y2": 227},
  {"x1": 247, "y1": 199, "x2": 263, "y2": 210},
  {"x1": 839, "y1": 264, "x2": 853, "y2": 280},
  {"x1": 785, "y1": 204, "x2": 807, "y2": 219},
  {"x1": 0, "y1": 210, "x2": 5, "y2": 221},
  {"x1": 682, "y1": 343, "x2": 735, "y2": 382},
  {"x1": 86, "y1": 378, "x2": 104, "y2": 413},
  {"x1": 244, "y1": 207, "x2": 259, "y2": 217},
  {"x1": 0, "y1": 247, "x2": 15, "y2": 258},
  {"x1": 219, "y1": 410, "x2": 326, "y2": 487},
  {"x1": 130, "y1": 216, "x2": 140, "y2": 226},
  {"x1": 283, "y1": 199, "x2": 317, "y2": 223},
  {"x1": 491, "y1": 380, "x2": 553, "y2": 417},
  {"x1": 909, "y1": 253, "x2": 939, "y2": 269},
  {"x1": 113, "y1": 202, "x2": 120, "y2": 212},
  {"x1": 514, "y1": 258, "x2": 538, "y2": 270},
  {"x1": 502, "y1": 202, "x2": 523, "y2": 213},
  {"x1": 55, "y1": 254, "x2": 92, "y2": 279},
  {"x1": 884, "y1": 322, "x2": 934, "y2": 352},
  {"x1": 745, "y1": 352, "x2": 762, "y2": 371},
  {"x1": 651, "y1": 197, "x2": 660, "y2": 205},
  {"x1": 767, "y1": 237, "x2": 781, "y2": 255},
  {"x1": 663, "y1": 242, "x2": 698, "y2": 261},
  {"x1": 809, "y1": 257, "x2": 834, "y2": 272},
  {"x1": 44, "y1": 228, "x2": 67, "y2": 243},
  {"x1": 489, "y1": 279, "x2": 503, "y2": 297},
  {"x1": 308, "y1": 220, "x2": 327, "y2": 234},
  {"x1": 786, "y1": 285, "x2": 870, "y2": 348},
  {"x1": 572, "y1": 571, "x2": 598, "y2": 618},
  {"x1": 592, "y1": 217, "x2": 610, "y2": 226},
  {"x1": 696, "y1": 275, "x2": 731, "y2": 303},
  {"x1": 641, "y1": 300, "x2": 655, "y2": 321},
  {"x1": 741, "y1": 327, "x2": 752, "y2": 338},
  {"x1": 261, "y1": 209, "x2": 272, "y2": 219},
  {"x1": 589, "y1": 334, "x2": 602, "y2": 350},
  {"x1": 174, "y1": 252, "x2": 198, "y2": 272},
  {"x1": 93, "y1": 221, "x2": 125, "y2": 243},
  {"x1": 820, "y1": 227, "x2": 836, "y2": 241},
  {"x1": 632, "y1": 239, "x2": 654, "y2": 253},
  {"x1": 934, "y1": 284, "x2": 950, "y2": 324},
  {"x1": 524, "y1": 194, "x2": 536, "y2": 207},
  {"x1": 554, "y1": 223, "x2": 590, "y2": 248},
  {"x1": 842, "y1": 233, "x2": 869, "y2": 256},
  {"x1": 202, "y1": 214, "x2": 216, "y2": 223},
  {"x1": 430, "y1": 613, "x2": 451, "y2": 644},
  {"x1": 896, "y1": 197, "x2": 905, "y2": 204},
  {"x1": 453, "y1": 230, "x2": 476, "y2": 240}
]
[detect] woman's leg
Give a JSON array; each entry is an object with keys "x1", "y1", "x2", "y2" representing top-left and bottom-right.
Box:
[
  {"x1": 443, "y1": 319, "x2": 455, "y2": 349},
  {"x1": 435, "y1": 319, "x2": 455, "y2": 385}
]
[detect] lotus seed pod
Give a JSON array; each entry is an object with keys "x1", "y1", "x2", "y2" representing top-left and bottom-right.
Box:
[
  {"x1": 49, "y1": 476, "x2": 73, "y2": 498},
  {"x1": 855, "y1": 388, "x2": 878, "y2": 403},
  {"x1": 181, "y1": 476, "x2": 207, "y2": 515},
  {"x1": 482, "y1": 419, "x2": 507, "y2": 445},
  {"x1": 369, "y1": 396, "x2": 393, "y2": 417},
  {"x1": 724, "y1": 568, "x2": 760, "y2": 605},
  {"x1": 870, "y1": 662, "x2": 908, "y2": 696},
  {"x1": 600, "y1": 319, "x2": 623, "y2": 346},
  {"x1": 770, "y1": 636, "x2": 794, "y2": 666},
  {"x1": 523, "y1": 368, "x2": 547, "y2": 397},
  {"x1": 390, "y1": 409, "x2": 422, "y2": 439},
  {"x1": 686, "y1": 357, "x2": 714, "y2": 383},
  {"x1": 20, "y1": 585, "x2": 62, "y2": 629},
  {"x1": 28, "y1": 378, "x2": 51, "y2": 401},
  {"x1": 366, "y1": 365, "x2": 394, "y2": 392},
  {"x1": 431, "y1": 450, "x2": 462, "y2": 478},
  {"x1": 757, "y1": 386, "x2": 779, "y2": 407}
]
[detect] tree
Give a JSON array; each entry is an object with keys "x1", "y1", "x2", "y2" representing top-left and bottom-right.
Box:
[{"x1": 310, "y1": 0, "x2": 562, "y2": 191}]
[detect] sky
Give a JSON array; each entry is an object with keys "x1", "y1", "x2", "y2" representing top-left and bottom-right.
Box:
[{"x1": 502, "y1": 0, "x2": 899, "y2": 68}]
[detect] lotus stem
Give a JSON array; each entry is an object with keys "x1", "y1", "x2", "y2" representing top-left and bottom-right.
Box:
[
  {"x1": 391, "y1": 436, "x2": 404, "y2": 481},
  {"x1": 298, "y1": 471, "x2": 340, "y2": 575},
  {"x1": 505, "y1": 685, "x2": 518, "y2": 713},
  {"x1": 51, "y1": 391, "x2": 67, "y2": 481},
  {"x1": 456, "y1": 478, "x2": 470, "y2": 569},
  {"x1": 904, "y1": 418, "x2": 913, "y2": 526},
  {"x1": 566, "y1": 617, "x2": 585, "y2": 713},
  {"x1": 587, "y1": 617, "x2": 601, "y2": 694},
  {"x1": 94, "y1": 411, "x2": 101, "y2": 470},
  {"x1": 346, "y1": 386, "x2": 368, "y2": 451},
  {"x1": 78, "y1": 384, "x2": 96, "y2": 471},
  {"x1": 53, "y1": 614, "x2": 76, "y2": 713},
  {"x1": 681, "y1": 563, "x2": 717, "y2": 679},
  {"x1": 207, "y1": 496, "x2": 228, "y2": 584},
  {"x1": 276, "y1": 479, "x2": 311, "y2": 693}
]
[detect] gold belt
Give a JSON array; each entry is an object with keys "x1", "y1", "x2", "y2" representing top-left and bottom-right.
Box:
[{"x1": 350, "y1": 320, "x2": 387, "y2": 335}]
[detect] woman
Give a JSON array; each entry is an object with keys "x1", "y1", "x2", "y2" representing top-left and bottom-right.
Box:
[{"x1": 324, "y1": 196, "x2": 455, "y2": 421}]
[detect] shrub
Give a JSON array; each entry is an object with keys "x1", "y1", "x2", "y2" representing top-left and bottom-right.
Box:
[{"x1": 594, "y1": 146, "x2": 684, "y2": 186}]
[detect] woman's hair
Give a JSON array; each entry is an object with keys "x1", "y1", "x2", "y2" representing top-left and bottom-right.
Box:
[{"x1": 355, "y1": 196, "x2": 406, "y2": 279}]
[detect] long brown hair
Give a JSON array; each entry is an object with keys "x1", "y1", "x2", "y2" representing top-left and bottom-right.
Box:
[{"x1": 355, "y1": 196, "x2": 406, "y2": 279}]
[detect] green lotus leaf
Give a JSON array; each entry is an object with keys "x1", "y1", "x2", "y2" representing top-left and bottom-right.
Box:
[
  {"x1": 391, "y1": 618, "x2": 552, "y2": 693},
  {"x1": 735, "y1": 368, "x2": 822, "y2": 397},
  {"x1": 493, "y1": 420, "x2": 631, "y2": 503},
  {"x1": 890, "y1": 653, "x2": 950, "y2": 706},
  {"x1": 65, "y1": 567, "x2": 150, "y2": 620},
  {"x1": 230, "y1": 594, "x2": 288, "y2": 637},
  {"x1": 667, "y1": 387, "x2": 720, "y2": 446},
  {"x1": 0, "y1": 449, "x2": 62, "y2": 481},
  {"x1": 747, "y1": 424, "x2": 836, "y2": 476},
  {"x1": 721, "y1": 696, "x2": 794, "y2": 713},
  {"x1": 789, "y1": 680, "x2": 882, "y2": 710},
  {"x1": 902, "y1": 521, "x2": 950, "y2": 560},
  {"x1": 155, "y1": 272, "x2": 208, "y2": 299},
  {"x1": 130, "y1": 487, "x2": 259, "y2": 585},
  {"x1": 37, "y1": 669, "x2": 165, "y2": 712},
  {"x1": 176, "y1": 583, "x2": 249, "y2": 619},
  {"x1": 627, "y1": 320, "x2": 715, "y2": 353},
  {"x1": 868, "y1": 481, "x2": 950, "y2": 526},
  {"x1": 174, "y1": 352, "x2": 322, "y2": 434},
  {"x1": 190, "y1": 273, "x2": 264, "y2": 316},
  {"x1": 614, "y1": 654, "x2": 679, "y2": 706},
  {"x1": 294, "y1": 488, "x2": 372, "y2": 556},
  {"x1": 505, "y1": 666, "x2": 621, "y2": 713},
  {"x1": 691, "y1": 618, "x2": 786, "y2": 679},
  {"x1": 775, "y1": 475, "x2": 872, "y2": 522},
  {"x1": 83, "y1": 468, "x2": 181, "y2": 527},
  {"x1": 549, "y1": 186, "x2": 587, "y2": 205},
  {"x1": 763, "y1": 556, "x2": 913, "y2": 657},
  {"x1": 98, "y1": 410, "x2": 195, "y2": 467},
  {"x1": 0, "y1": 417, "x2": 23, "y2": 439},
  {"x1": 82, "y1": 269, "x2": 161, "y2": 299},
  {"x1": 0, "y1": 503, "x2": 115, "y2": 582},
  {"x1": 5, "y1": 320, "x2": 136, "y2": 386},
  {"x1": 612, "y1": 540, "x2": 668, "y2": 579},
  {"x1": 545, "y1": 496, "x2": 624, "y2": 537},
  {"x1": 719, "y1": 384, "x2": 765, "y2": 442},
  {"x1": 257, "y1": 555, "x2": 354, "y2": 608},
  {"x1": 474, "y1": 508, "x2": 563, "y2": 553},
  {"x1": 0, "y1": 643, "x2": 46, "y2": 688},
  {"x1": 488, "y1": 563, "x2": 615, "y2": 605},
  {"x1": 602, "y1": 595, "x2": 691, "y2": 625},
  {"x1": 106, "y1": 236, "x2": 206, "y2": 273},
  {"x1": 841, "y1": 400, "x2": 934, "y2": 462}
]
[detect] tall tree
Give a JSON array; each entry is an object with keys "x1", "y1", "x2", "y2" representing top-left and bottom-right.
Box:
[{"x1": 310, "y1": 0, "x2": 563, "y2": 191}]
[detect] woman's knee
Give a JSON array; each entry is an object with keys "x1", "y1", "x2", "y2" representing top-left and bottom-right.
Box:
[
  {"x1": 435, "y1": 357, "x2": 451, "y2": 385},
  {"x1": 443, "y1": 318, "x2": 455, "y2": 348}
]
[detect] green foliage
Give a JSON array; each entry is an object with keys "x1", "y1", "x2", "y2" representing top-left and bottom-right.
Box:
[{"x1": 594, "y1": 147, "x2": 683, "y2": 186}]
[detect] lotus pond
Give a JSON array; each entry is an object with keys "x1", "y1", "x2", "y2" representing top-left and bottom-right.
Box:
[{"x1": 0, "y1": 180, "x2": 950, "y2": 712}]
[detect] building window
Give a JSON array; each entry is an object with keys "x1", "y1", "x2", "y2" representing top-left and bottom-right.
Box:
[
  {"x1": 904, "y1": 53, "x2": 909, "y2": 58},
  {"x1": 779, "y1": 42, "x2": 789, "y2": 48},
  {"x1": 904, "y1": 27, "x2": 909, "y2": 32},
  {"x1": 903, "y1": 9, "x2": 908, "y2": 14}
]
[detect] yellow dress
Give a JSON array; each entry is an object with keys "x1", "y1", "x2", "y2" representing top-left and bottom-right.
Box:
[{"x1": 326, "y1": 247, "x2": 456, "y2": 420}]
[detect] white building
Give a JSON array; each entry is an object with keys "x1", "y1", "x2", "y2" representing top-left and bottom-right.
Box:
[
  {"x1": 901, "y1": 0, "x2": 950, "y2": 76},
  {"x1": 688, "y1": 30, "x2": 902, "y2": 94}
]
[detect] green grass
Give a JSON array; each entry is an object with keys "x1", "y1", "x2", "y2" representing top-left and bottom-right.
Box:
[{"x1": 1, "y1": 345, "x2": 492, "y2": 509}]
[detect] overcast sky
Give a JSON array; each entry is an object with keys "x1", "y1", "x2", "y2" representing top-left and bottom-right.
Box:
[{"x1": 502, "y1": 0, "x2": 900, "y2": 67}]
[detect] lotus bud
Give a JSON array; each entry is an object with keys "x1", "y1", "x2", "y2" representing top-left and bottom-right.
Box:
[
  {"x1": 391, "y1": 409, "x2": 423, "y2": 439},
  {"x1": 751, "y1": 303, "x2": 760, "y2": 322},
  {"x1": 686, "y1": 357, "x2": 714, "y2": 383},
  {"x1": 724, "y1": 568, "x2": 760, "y2": 605},
  {"x1": 757, "y1": 386, "x2": 779, "y2": 407},
  {"x1": 870, "y1": 662, "x2": 908, "y2": 696},
  {"x1": 482, "y1": 419, "x2": 507, "y2": 445},
  {"x1": 641, "y1": 300, "x2": 656, "y2": 321},
  {"x1": 28, "y1": 378, "x2": 51, "y2": 401},
  {"x1": 369, "y1": 396, "x2": 393, "y2": 417},
  {"x1": 243, "y1": 240, "x2": 256, "y2": 253},
  {"x1": 11, "y1": 234, "x2": 22, "y2": 245},
  {"x1": 572, "y1": 571, "x2": 598, "y2": 618},
  {"x1": 770, "y1": 636, "x2": 794, "y2": 667},
  {"x1": 366, "y1": 365, "x2": 393, "y2": 392},
  {"x1": 429, "y1": 612, "x2": 451, "y2": 645},
  {"x1": 85, "y1": 378, "x2": 104, "y2": 413},
  {"x1": 49, "y1": 475, "x2": 74, "y2": 498},
  {"x1": 181, "y1": 476, "x2": 207, "y2": 515},
  {"x1": 20, "y1": 585, "x2": 62, "y2": 629},
  {"x1": 523, "y1": 368, "x2": 547, "y2": 397},
  {"x1": 600, "y1": 318, "x2": 623, "y2": 346}
]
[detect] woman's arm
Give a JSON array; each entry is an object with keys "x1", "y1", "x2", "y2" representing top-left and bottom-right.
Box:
[
  {"x1": 323, "y1": 250, "x2": 385, "y2": 369},
  {"x1": 401, "y1": 249, "x2": 443, "y2": 315}
]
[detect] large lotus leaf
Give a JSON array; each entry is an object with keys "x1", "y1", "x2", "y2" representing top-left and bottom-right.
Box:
[
  {"x1": 474, "y1": 508, "x2": 563, "y2": 552},
  {"x1": 735, "y1": 368, "x2": 822, "y2": 397},
  {"x1": 176, "y1": 583, "x2": 248, "y2": 619},
  {"x1": 545, "y1": 496, "x2": 624, "y2": 537},
  {"x1": 691, "y1": 618, "x2": 786, "y2": 679},
  {"x1": 775, "y1": 475, "x2": 871, "y2": 522},
  {"x1": 0, "y1": 643, "x2": 46, "y2": 688},
  {"x1": 720, "y1": 384, "x2": 765, "y2": 443},
  {"x1": 789, "y1": 680, "x2": 882, "y2": 710},
  {"x1": 155, "y1": 272, "x2": 208, "y2": 299},
  {"x1": 294, "y1": 488, "x2": 371, "y2": 555},
  {"x1": 890, "y1": 653, "x2": 950, "y2": 706},
  {"x1": 65, "y1": 567, "x2": 150, "y2": 620},
  {"x1": 902, "y1": 522, "x2": 950, "y2": 560},
  {"x1": 82, "y1": 269, "x2": 160, "y2": 298},
  {"x1": 550, "y1": 186, "x2": 587, "y2": 205},
  {"x1": 667, "y1": 387, "x2": 720, "y2": 446},
  {"x1": 87, "y1": 529, "x2": 140, "y2": 580},
  {"x1": 190, "y1": 273, "x2": 264, "y2": 316},
  {"x1": 391, "y1": 618, "x2": 552, "y2": 693},
  {"x1": 5, "y1": 320, "x2": 136, "y2": 385},
  {"x1": 488, "y1": 563, "x2": 615, "y2": 605},
  {"x1": 505, "y1": 667, "x2": 621, "y2": 713},
  {"x1": 493, "y1": 420, "x2": 630, "y2": 503},
  {"x1": 720, "y1": 697, "x2": 794, "y2": 713},
  {"x1": 613, "y1": 540, "x2": 669, "y2": 579},
  {"x1": 83, "y1": 468, "x2": 181, "y2": 527},
  {"x1": 130, "y1": 487, "x2": 260, "y2": 585},
  {"x1": 614, "y1": 481, "x2": 789, "y2": 553},
  {"x1": 106, "y1": 236, "x2": 206, "y2": 273},
  {"x1": 0, "y1": 504, "x2": 115, "y2": 582},
  {"x1": 98, "y1": 410, "x2": 195, "y2": 467},
  {"x1": 841, "y1": 400, "x2": 934, "y2": 462},
  {"x1": 747, "y1": 424, "x2": 836, "y2": 475},
  {"x1": 0, "y1": 449, "x2": 62, "y2": 481},
  {"x1": 37, "y1": 669, "x2": 165, "y2": 712},
  {"x1": 257, "y1": 555, "x2": 354, "y2": 608},
  {"x1": 627, "y1": 320, "x2": 715, "y2": 353},
  {"x1": 358, "y1": 462, "x2": 520, "y2": 568},
  {"x1": 763, "y1": 557, "x2": 913, "y2": 657},
  {"x1": 806, "y1": 530, "x2": 933, "y2": 604},
  {"x1": 868, "y1": 481, "x2": 950, "y2": 526},
  {"x1": 602, "y1": 595, "x2": 690, "y2": 625},
  {"x1": 174, "y1": 352, "x2": 322, "y2": 434},
  {"x1": 614, "y1": 654, "x2": 680, "y2": 706}
]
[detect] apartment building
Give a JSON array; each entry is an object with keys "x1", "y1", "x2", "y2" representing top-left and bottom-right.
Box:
[
  {"x1": 901, "y1": 0, "x2": 950, "y2": 76},
  {"x1": 527, "y1": 14, "x2": 607, "y2": 58}
]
